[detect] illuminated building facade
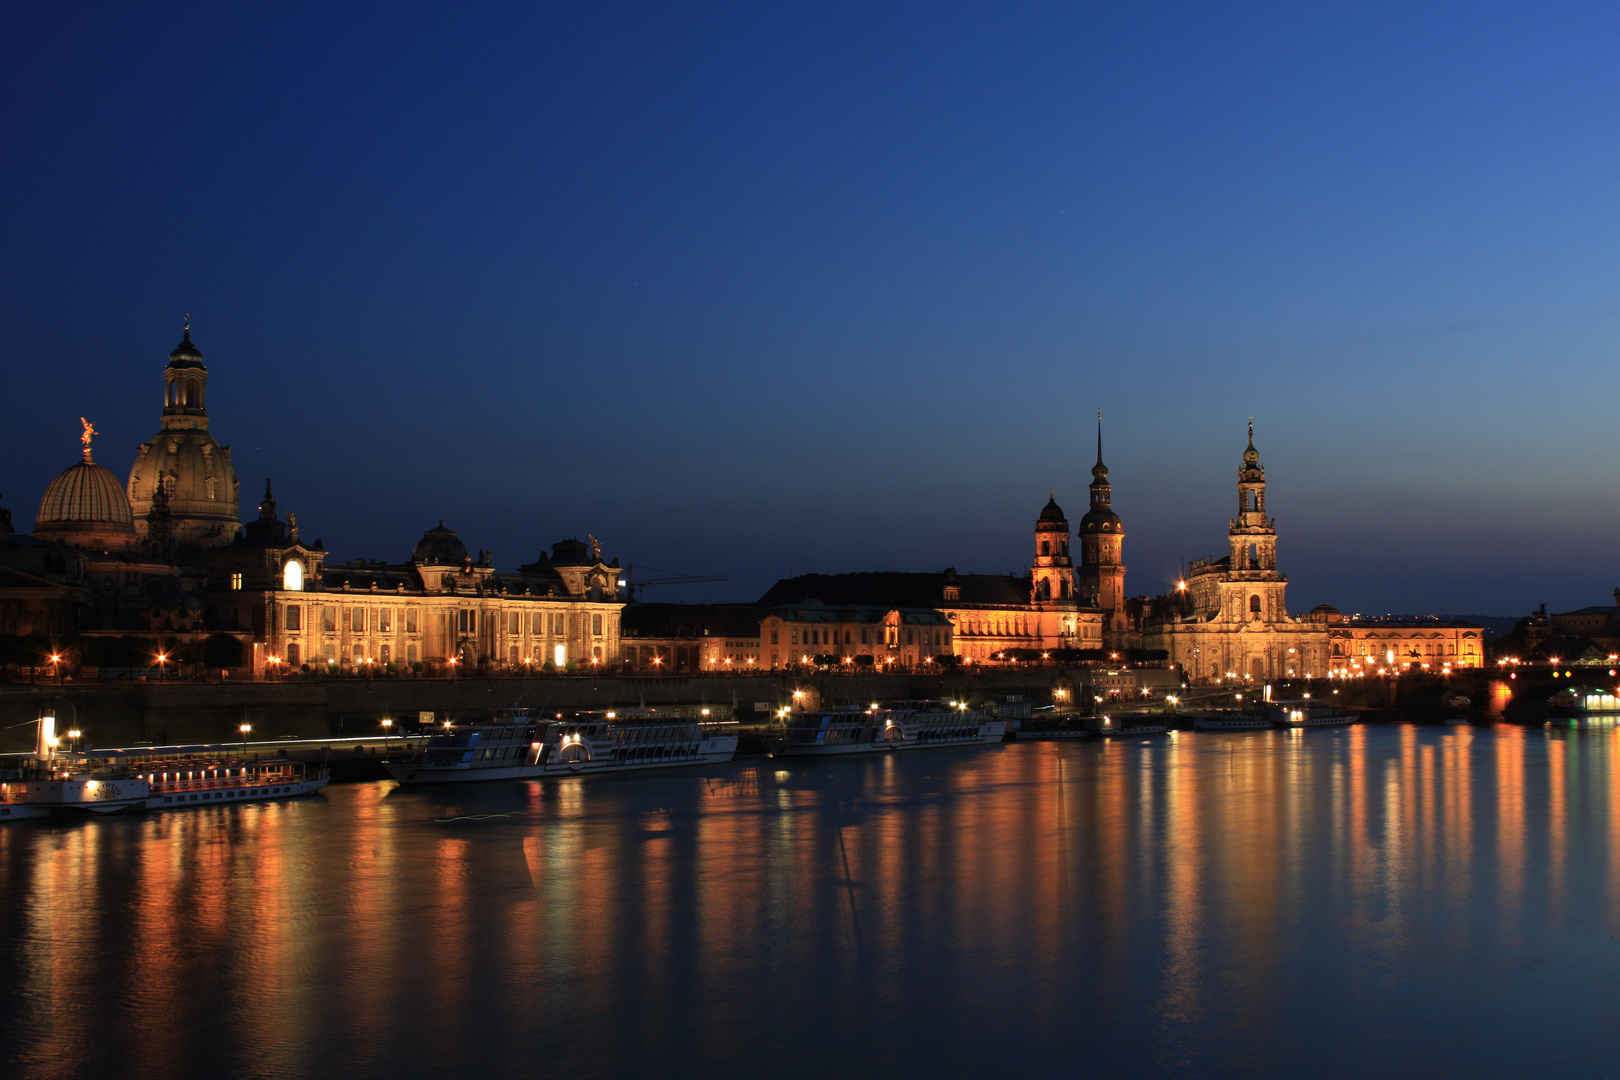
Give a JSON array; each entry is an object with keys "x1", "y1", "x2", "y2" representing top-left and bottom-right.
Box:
[
  {"x1": 619, "y1": 603, "x2": 764, "y2": 671},
  {"x1": 1314, "y1": 608, "x2": 1485, "y2": 672},
  {"x1": 1144, "y1": 424, "x2": 1331, "y2": 682},
  {"x1": 751, "y1": 491, "x2": 1105, "y2": 664},
  {"x1": 207, "y1": 502, "x2": 625, "y2": 673}
]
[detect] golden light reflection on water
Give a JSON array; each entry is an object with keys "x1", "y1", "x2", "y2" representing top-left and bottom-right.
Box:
[{"x1": 6, "y1": 725, "x2": 1620, "y2": 1077}]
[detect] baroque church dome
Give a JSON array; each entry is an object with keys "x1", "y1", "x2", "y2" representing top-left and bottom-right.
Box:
[
  {"x1": 35, "y1": 425, "x2": 136, "y2": 550},
  {"x1": 127, "y1": 323, "x2": 241, "y2": 549}
]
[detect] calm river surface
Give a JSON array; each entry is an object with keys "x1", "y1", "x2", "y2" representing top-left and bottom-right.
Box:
[{"x1": 6, "y1": 724, "x2": 1620, "y2": 1079}]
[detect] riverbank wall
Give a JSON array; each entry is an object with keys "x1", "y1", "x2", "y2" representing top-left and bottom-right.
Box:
[{"x1": 0, "y1": 671, "x2": 1067, "y2": 752}]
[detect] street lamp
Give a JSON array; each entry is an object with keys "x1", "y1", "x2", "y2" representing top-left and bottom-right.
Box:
[
  {"x1": 155, "y1": 652, "x2": 168, "y2": 680},
  {"x1": 381, "y1": 718, "x2": 393, "y2": 754},
  {"x1": 239, "y1": 723, "x2": 251, "y2": 754}
]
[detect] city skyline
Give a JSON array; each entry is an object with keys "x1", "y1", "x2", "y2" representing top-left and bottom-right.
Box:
[{"x1": 6, "y1": 5, "x2": 1620, "y2": 615}]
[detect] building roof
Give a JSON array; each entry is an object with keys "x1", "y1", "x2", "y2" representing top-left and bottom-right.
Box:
[
  {"x1": 1524, "y1": 635, "x2": 1613, "y2": 663},
  {"x1": 622, "y1": 603, "x2": 765, "y2": 638},
  {"x1": 757, "y1": 570, "x2": 1029, "y2": 609},
  {"x1": 412, "y1": 522, "x2": 469, "y2": 565},
  {"x1": 168, "y1": 328, "x2": 205, "y2": 369}
]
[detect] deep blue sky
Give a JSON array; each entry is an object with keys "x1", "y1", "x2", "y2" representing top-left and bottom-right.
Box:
[{"x1": 4, "y1": 3, "x2": 1618, "y2": 615}]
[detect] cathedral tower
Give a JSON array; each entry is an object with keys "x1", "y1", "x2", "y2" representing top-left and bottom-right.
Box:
[
  {"x1": 1229, "y1": 420, "x2": 1276, "y2": 572},
  {"x1": 128, "y1": 320, "x2": 241, "y2": 550},
  {"x1": 1078, "y1": 415, "x2": 1127, "y2": 641}
]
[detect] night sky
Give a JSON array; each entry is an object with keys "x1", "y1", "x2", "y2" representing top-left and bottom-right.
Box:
[{"x1": 4, "y1": 3, "x2": 1619, "y2": 616}]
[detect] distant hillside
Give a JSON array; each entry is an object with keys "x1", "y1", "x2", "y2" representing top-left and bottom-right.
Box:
[{"x1": 1445, "y1": 616, "x2": 1519, "y2": 637}]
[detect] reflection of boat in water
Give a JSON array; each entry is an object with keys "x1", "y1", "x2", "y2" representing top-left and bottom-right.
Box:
[
  {"x1": 764, "y1": 701, "x2": 1005, "y2": 757},
  {"x1": 386, "y1": 709, "x2": 739, "y2": 784}
]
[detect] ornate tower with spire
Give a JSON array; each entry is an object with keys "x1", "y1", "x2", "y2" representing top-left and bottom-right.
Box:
[
  {"x1": 1078, "y1": 413, "x2": 1128, "y2": 645},
  {"x1": 128, "y1": 319, "x2": 242, "y2": 549},
  {"x1": 1147, "y1": 420, "x2": 1322, "y2": 685},
  {"x1": 1229, "y1": 420, "x2": 1276, "y2": 572}
]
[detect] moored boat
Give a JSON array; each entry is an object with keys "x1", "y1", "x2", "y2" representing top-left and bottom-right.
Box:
[
  {"x1": 0, "y1": 714, "x2": 151, "y2": 821},
  {"x1": 1191, "y1": 709, "x2": 1272, "y2": 731},
  {"x1": 386, "y1": 708, "x2": 739, "y2": 784},
  {"x1": 764, "y1": 700, "x2": 1004, "y2": 757},
  {"x1": 126, "y1": 753, "x2": 328, "y2": 808},
  {"x1": 1095, "y1": 714, "x2": 1172, "y2": 736},
  {"x1": 1272, "y1": 701, "x2": 1357, "y2": 728}
]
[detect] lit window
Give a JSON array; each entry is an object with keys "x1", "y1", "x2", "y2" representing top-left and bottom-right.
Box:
[
  {"x1": 230, "y1": 572, "x2": 243, "y2": 591},
  {"x1": 283, "y1": 560, "x2": 304, "y2": 591}
]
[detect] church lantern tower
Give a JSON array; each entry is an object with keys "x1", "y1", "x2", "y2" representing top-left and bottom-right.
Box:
[
  {"x1": 1031, "y1": 491, "x2": 1081, "y2": 650},
  {"x1": 1032, "y1": 492, "x2": 1075, "y2": 604},
  {"x1": 1229, "y1": 420, "x2": 1277, "y2": 573},
  {"x1": 1077, "y1": 415, "x2": 1127, "y2": 640},
  {"x1": 128, "y1": 320, "x2": 241, "y2": 550}
]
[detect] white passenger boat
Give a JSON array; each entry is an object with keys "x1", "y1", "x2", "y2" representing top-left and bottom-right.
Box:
[
  {"x1": 125, "y1": 752, "x2": 328, "y2": 807},
  {"x1": 0, "y1": 714, "x2": 151, "y2": 821},
  {"x1": 764, "y1": 701, "x2": 1004, "y2": 757},
  {"x1": 1191, "y1": 709, "x2": 1273, "y2": 731},
  {"x1": 385, "y1": 708, "x2": 739, "y2": 785}
]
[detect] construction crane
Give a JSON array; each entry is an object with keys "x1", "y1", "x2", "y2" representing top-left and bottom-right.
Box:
[{"x1": 623, "y1": 564, "x2": 728, "y2": 601}]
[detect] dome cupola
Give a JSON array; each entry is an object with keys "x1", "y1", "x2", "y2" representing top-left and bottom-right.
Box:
[
  {"x1": 129, "y1": 320, "x2": 240, "y2": 549},
  {"x1": 413, "y1": 522, "x2": 469, "y2": 565},
  {"x1": 35, "y1": 419, "x2": 136, "y2": 549}
]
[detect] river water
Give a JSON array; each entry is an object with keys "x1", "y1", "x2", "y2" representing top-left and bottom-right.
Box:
[{"x1": 4, "y1": 724, "x2": 1620, "y2": 1079}]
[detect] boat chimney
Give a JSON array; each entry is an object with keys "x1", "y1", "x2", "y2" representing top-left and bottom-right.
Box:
[{"x1": 36, "y1": 713, "x2": 56, "y2": 760}]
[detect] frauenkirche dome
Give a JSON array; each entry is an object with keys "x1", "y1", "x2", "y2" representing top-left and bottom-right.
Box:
[{"x1": 127, "y1": 321, "x2": 241, "y2": 549}]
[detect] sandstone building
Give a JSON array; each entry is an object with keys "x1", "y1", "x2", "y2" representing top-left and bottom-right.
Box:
[
  {"x1": 1143, "y1": 424, "x2": 1332, "y2": 682},
  {"x1": 127, "y1": 323, "x2": 242, "y2": 552}
]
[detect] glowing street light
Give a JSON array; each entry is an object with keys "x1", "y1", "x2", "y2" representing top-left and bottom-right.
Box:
[
  {"x1": 239, "y1": 723, "x2": 252, "y2": 753},
  {"x1": 381, "y1": 718, "x2": 394, "y2": 755}
]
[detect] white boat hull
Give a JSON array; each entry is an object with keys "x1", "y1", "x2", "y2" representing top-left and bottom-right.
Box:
[
  {"x1": 0, "y1": 777, "x2": 152, "y2": 820},
  {"x1": 148, "y1": 777, "x2": 329, "y2": 808},
  {"x1": 386, "y1": 741, "x2": 739, "y2": 784}
]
